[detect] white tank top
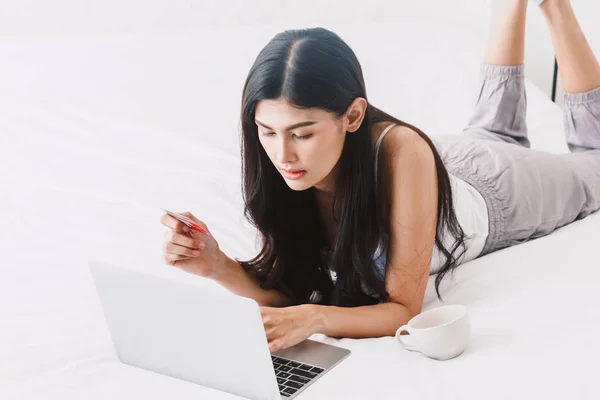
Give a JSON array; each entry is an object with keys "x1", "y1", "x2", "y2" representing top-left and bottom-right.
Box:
[{"x1": 374, "y1": 122, "x2": 489, "y2": 274}]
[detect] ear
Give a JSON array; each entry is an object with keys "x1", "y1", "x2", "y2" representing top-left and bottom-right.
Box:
[{"x1": 344, "y1": 97, "x2": 368, "y2": 133}]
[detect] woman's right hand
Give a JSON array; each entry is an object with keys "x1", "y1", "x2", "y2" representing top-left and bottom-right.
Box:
[{"x1": 160, "y1": 211, "x2": 221, "y2": 278}]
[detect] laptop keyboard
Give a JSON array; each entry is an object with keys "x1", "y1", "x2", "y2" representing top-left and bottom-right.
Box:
[{"x1": 271, "y1": 356, "x2": 325, "y2": 397}]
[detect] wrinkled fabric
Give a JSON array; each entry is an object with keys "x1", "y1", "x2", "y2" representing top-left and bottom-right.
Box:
[
  {"x1": 325, "y1": 64, "x2": 600, "y2": 300},
  {"x1": 435, "y1": 64, "x2": 600, "y2": 256}
]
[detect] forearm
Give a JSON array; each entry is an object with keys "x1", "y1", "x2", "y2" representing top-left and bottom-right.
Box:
[
  {"x1": 211, "y1": 251, "x2": 292, "y2": 308},
  {"x1": 312, "y1": 302, "x2": 413, "y2": 338}
]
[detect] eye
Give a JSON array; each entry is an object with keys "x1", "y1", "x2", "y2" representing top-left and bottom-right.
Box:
[
  {"x1": 260, "y1": 131, "x2": 275, "y2": 137},
  {"x1": 294, "y1": 134, "x2": 313, "y2": 140}
]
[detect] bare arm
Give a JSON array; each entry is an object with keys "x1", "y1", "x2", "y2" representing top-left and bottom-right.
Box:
[
  {"x1": 261, "y1": 301, "x2": 413, "y2": 352},
  {"x1": 316, "y1": 128, "x2": 437, "y2": 337},
  {"x1": 213, "y1": 251, "x2": 292, "y2": 308},
  {"x1": 311, "y1": 302, "x2": 412, "y2": 338},
  {"x1": 262, "y1": 127, "x2": 438, "y2": 351},
  {"x1": 160, "y1": 211, "x2": 291, "y2": 308}
]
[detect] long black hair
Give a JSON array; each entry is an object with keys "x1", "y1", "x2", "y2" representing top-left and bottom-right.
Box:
[{"x1": 237, "y1": 27, "x2": 467, "y2": 307}]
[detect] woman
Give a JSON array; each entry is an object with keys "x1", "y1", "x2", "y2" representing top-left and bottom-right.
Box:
[{"x1": 161, "y1": 0, "x2": 600, "y2": 353}]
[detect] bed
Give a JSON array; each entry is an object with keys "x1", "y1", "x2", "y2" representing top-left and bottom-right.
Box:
[{"x1": 1, "y1": 20, "x2": 598, "y2": 399}]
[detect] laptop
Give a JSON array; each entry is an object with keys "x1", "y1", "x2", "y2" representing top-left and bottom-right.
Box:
[{"x1": 88, "y1": 261, "x2": 351, "y2": 400}]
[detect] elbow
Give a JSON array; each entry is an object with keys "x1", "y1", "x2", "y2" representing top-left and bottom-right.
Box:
[{"x1": 388, "y1": 301, "x2": 419, "y2": 325}]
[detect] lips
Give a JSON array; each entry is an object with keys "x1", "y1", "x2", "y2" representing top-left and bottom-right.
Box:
[{"x1": 281, "y1": 169, "x2": 307, "y2": 180}]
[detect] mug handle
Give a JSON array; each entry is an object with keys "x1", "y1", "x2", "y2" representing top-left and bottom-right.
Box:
[{"x1": 395, "y1": 325, "x2": 418, "y2": 352}]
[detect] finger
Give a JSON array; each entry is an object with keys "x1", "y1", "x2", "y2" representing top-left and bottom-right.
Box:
[
  {"x1": 164, "y1": 242, "x2": 201, "y2": 257},
  {"x1": 261, "y1": 313, "x2": 271, "y2": 325},
  {"x1": 160, "y1": 214, "x2": 188, "y2": 234},
  {"x1": 179, "y1": 212, "x2": 209, "y2": 231},
  {"x1": 165, "y1": 230, "x2": 203, "y2": 250},
  {"x1": 164, "y1": 253, "x2": 190, "y2": 266},
  {"x1": 264, "y1": 327, "x2": 276, "y2": 340},
  {"x1": 269, "y1": 340, "x2": 281, "y2": 353},
  {"x1": 260, "y1": 306, "x2": 274, "y2": 315},
  {"x1": 165, "y1": 253, "x2": 189, "y2": 262}
]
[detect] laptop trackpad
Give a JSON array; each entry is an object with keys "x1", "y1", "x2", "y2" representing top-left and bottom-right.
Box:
[{"x1": 272, "y1": 339, "x2": 351, "y2": 369}]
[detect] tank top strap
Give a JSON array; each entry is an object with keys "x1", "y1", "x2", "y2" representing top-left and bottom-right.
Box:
[{"x1": 374, "y1": 122, "x2": 399, "y2": 188}]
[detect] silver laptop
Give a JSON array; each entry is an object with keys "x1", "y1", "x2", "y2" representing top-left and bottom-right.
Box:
[{"x1": 88, "y1": 261, "x2": 350, "y2": 400}]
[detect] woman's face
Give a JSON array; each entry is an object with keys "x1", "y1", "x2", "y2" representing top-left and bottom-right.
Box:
[{"x1": 255, "y1": 98, "x2": 347, "y2": 193}]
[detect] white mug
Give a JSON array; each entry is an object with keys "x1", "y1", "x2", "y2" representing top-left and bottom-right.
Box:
[{"x1": 395, "y1": 304, "x2": 470, "y2": 361}]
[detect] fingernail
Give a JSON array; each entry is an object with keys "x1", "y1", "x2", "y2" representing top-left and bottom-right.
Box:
[
  {"x1": 192, "y1": 250, "x2": 200, "y2": 256},
  {"x1": 197, "y1": 241, "x2": 205, "y2": 250}
]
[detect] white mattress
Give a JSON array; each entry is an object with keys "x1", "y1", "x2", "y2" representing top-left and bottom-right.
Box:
[{"x1": 1, "y1": 21, "x2": 598, "y2": 399}]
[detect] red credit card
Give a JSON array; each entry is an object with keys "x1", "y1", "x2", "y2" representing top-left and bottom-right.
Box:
[{"x1": 162, "y1": 209, "x2": 212, "y2": 236}]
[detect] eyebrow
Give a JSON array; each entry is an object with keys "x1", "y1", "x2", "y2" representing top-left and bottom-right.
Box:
[{"x1": 255, "y1": 120, "x2": 318, "y2": 131}]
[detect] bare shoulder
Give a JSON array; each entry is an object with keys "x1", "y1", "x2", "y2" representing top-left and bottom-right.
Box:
[{"x1": 372, "y1": 122, "x2": 434, "y2": 172}]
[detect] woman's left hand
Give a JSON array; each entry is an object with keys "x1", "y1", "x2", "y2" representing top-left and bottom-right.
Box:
[{"x1": 260, "y1": 304, "x2": 323, "y2": 353}]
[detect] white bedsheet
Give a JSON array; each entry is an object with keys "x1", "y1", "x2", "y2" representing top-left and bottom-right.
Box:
[{"x1": 1, "y1": 22, "x2": 599, "y2": 399}]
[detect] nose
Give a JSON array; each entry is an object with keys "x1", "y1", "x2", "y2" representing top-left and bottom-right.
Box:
[{"x1": 276, "y1": 137, "x2": 296, "y2": 165}]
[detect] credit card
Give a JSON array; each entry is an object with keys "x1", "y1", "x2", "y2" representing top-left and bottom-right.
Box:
[{"x1": 161, "y1": 209, "x2": 211, "y2": 236}]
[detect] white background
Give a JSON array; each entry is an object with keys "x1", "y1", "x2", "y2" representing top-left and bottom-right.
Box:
[
  {"x1": 1, "y1": 0, "x2": 599, "y2": 102},
  {"x1": 0, "y1": 0, "x2": 490, "y2": 36},
  {"x1": 0, "y1": 1, "x2": 536, "y2": 89},
  {"x1": 2, "y1": 2, "x2": 600, "y2": 399}
]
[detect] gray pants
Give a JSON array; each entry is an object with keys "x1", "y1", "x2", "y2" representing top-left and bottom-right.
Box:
[{"x1": 433, "y1": 64, "x2": 600, "y2": 257}]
